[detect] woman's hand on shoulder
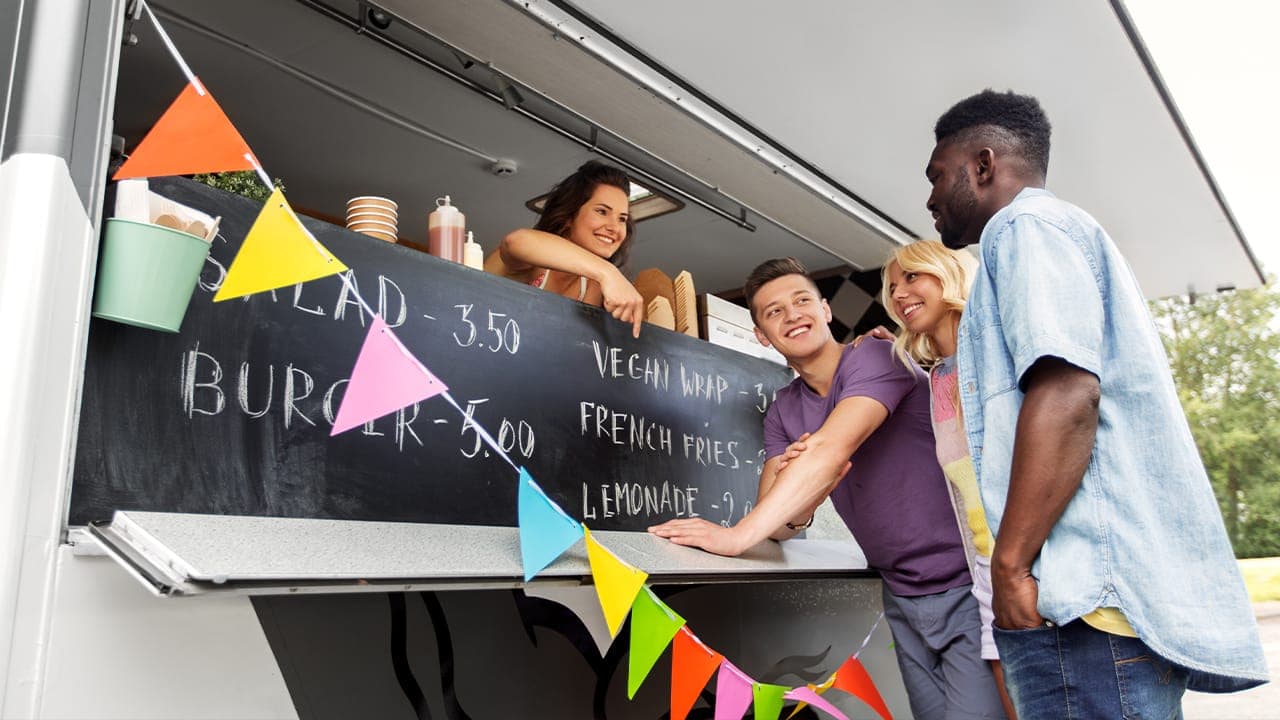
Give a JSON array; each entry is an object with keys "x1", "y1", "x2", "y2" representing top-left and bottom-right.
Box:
[
  {"x1": 851, "y1": 325, "x2": 895, "y2": 347},
  {"x1": 600, "y1": 268, "x2": 644, "y2": 338}
]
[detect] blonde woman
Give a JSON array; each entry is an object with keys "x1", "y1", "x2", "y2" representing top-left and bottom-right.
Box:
[{"x1": 881, "y1": 240, "x2": 1014, "y2": 719}]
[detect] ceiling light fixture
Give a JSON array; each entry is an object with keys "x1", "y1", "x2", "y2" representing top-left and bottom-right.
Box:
[{"x1": 526, "y1": 178, "x2": 684, "y2": 223}]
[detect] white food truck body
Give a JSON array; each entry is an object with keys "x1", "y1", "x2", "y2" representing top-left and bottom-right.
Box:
[{"x1": 0, "y1": 1, "x2": 1262, "y2": 718}]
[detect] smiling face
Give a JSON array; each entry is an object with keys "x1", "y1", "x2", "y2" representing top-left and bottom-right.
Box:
[
  {"x1": 926, "y1": 141, "x2": 983, "y2": 249},
  {"x1": 885, "y1": 261, "x2": 948, "y2": 338},
  {"x1": 566, "y1": 184, "x2": 629, "y2": 259},
  {"x1": 750, "y1": 274, "x2": 833, "y2": 360}
]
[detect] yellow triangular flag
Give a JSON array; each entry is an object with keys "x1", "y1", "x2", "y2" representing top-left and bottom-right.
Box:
[
  {"x1": 214, "y1": 187, "x2": 347, "y2": 301},
  {"x1": 584, "y1": 527, "x2": 648, "y2": 638}
]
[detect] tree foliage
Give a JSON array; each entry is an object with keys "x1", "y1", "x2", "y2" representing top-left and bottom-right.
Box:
[
  {"x1": 191, "y1": 171, "x2": 283, "y2": 203},
  {"x1": 1150, "y1": 279, "x2": 1280, "y2": 558}
]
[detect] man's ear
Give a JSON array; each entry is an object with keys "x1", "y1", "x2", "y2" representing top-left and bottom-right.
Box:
[
  {"x1": 821, "y1": 298, "x2": 833, "y2": 324},
  {"x1": 754, "y1": 325, "x2": 772, "y2": 348},
  {"x1": 975, "y1": 147, "x2": 996, "y2": 185}
]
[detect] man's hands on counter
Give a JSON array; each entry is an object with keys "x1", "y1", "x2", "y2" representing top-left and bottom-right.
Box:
[{"x1": 647, "y1": 518, "x2": 749, "y2": 557}]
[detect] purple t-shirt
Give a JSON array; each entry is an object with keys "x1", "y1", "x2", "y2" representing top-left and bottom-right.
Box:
[{"x1": 763, "y1": 339, "x2": 970, "y2": 597}]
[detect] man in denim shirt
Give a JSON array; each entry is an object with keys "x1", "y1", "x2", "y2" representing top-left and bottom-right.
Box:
[{"x1": 925, "y1": 89, "x2": 1268, "y2": 717}]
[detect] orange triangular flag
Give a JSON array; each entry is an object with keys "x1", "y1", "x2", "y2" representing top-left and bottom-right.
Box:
[
  {"x1": 114, "y1": 79, "x2": 257, "y2": 180},
  {"x1": 830, "y1": 656, "x2": 892, "y2": 720},
  {"x1": 213, "y1": 187, "x2": 347, "y2": 301},
  {"x1": 670, "y1": 626, "x2": 723, "y2": 720},
  {"x1": 583, "y1": 527, "x2": 648, "y2": 638}
]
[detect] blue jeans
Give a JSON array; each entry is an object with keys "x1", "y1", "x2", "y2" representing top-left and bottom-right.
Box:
[{"x1": 994, "y1": 620, "x2": 1189, "y2": 719}]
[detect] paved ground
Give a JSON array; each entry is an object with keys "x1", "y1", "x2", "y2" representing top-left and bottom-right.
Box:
[{"x1": 1183, "y1": 602, "x2": 1280, "y2": 719}]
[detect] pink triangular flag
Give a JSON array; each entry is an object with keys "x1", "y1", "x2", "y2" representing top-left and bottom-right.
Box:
[
  {"x1": 784, "y1": 687, "x2": 850, "y2": 720},
  {"x1": 331, "y1": 315, "x2": 447, "y2": 435},
  {"x1": 714, "y1": 661, "x2": 753, "y2": 720}
]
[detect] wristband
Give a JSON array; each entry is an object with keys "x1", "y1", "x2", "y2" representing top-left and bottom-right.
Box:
[{"x1": 785, "y1": 514, "x2": 815, "y2": 531}]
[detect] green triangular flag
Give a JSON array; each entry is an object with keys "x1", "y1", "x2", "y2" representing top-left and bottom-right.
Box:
[
  {"x1": 753, "y1": 682, "x2": 788, "y2": 720},
  {"x1": 627, "y1": 586, "x2": 685, "y2": 699}
]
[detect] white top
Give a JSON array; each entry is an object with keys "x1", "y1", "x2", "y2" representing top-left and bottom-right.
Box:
[{"x1": 532, "y1": 269, "x2": 588, "y2": 301}]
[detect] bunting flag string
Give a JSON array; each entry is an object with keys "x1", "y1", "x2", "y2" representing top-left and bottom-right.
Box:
[
  {"x1": 334, "y1": 270, "x2": 379, "y2": 321},
  {"x1": 125, "y1": 9, "x2": 894, "y2": 719},
  {"x1": 438, "y1": 391, "x2": 519, "y2": 472},
  {"x1": 244, "y1": 152, "x2": 276, "y2": 194},
  {"x1": 138, "y1": 0, "x2": 198, "y2": 88},
  {"x1": 853, "y1": 611, "x2": 887, "y2": 660},
  {"x1": 117, "y1": 2, "x2": 261, "y2": 183}
]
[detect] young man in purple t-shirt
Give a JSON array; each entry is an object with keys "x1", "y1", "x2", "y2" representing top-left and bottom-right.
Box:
[{"x1": 650, "y1": 258, "x2": 1005, "y2": 719}]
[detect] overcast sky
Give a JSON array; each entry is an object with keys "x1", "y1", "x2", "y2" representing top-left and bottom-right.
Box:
[{"x1": 1124, "y1": 0, "x2": 1280, "y2": 281}]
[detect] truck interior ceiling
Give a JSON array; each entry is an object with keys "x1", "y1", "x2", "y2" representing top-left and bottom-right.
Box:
[
  {"x1": 111, "y1": 0, "x2": 900, "y2": 312},
  {"x1": 111, "y1": 0, "x2": 1264, "y2": 322}
]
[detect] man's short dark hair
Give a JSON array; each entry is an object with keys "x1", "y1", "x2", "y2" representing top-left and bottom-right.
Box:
[
  {"x1": 934, "y1": 90, "x2": 1051, "y2": 178},
  {"x1": 743, "y1": 257, "x2": 814, "y2": 323}
]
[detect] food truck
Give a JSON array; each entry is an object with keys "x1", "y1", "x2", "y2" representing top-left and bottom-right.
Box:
[{"x1": 0, "y1": 1, "x2": 1264, "y2": 718}]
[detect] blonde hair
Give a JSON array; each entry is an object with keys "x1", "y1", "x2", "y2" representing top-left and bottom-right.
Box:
[{"x1": 879, "y1": 240, "x2": 974, "y2": 368}]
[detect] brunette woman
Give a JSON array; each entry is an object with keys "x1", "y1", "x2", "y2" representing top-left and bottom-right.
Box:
[{"x1": 485, "y1": 160, "x2": 644, "y2": 337}]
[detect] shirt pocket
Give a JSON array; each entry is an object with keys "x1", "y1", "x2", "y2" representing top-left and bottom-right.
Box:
[{"x1": 967, "y1": 301, "x2": 1018, "y2": 403}]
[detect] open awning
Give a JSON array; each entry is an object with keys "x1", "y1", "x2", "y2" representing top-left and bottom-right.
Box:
[{"x1": 382, "y1": 0, "x2": 1263, "y2": 298}]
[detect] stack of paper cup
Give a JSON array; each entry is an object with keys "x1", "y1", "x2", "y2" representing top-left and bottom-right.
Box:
[{"x1": 346, "y1": 196, "x2": 398, "y2": 243}]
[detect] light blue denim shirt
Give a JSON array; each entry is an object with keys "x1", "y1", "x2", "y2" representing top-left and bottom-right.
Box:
[{"x1": 956, "y1": 187, "x2": 1268, "y2": 691}]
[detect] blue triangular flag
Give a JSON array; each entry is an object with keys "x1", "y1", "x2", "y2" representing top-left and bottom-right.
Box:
[{"x1": 518, "y1": 467, "x2": 583, "y2": 581}]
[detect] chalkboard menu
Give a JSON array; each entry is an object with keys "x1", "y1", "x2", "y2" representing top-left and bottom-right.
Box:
[{"x1": 70, "y1": 178, "x2": 793, "y2": 530}]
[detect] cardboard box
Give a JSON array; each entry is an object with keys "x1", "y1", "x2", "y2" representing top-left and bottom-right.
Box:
[{"x1": 698, "y1": 294, "x2": 788, "y2": 366}]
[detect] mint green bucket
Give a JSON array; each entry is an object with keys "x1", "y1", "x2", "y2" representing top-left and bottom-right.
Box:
[{"x1": 92, "y1": 218, "x2": 211, "y2": 332}]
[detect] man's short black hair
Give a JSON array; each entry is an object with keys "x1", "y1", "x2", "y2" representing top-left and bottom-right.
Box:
[
  {"x1": 934, "y1": 90, "x2": 1052, "y2": 178},
  {"x1": 743, "y1": 257, "x2": 816, "y2": 324}
]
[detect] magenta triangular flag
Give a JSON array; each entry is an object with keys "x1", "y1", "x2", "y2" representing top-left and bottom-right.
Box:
[
  {"x1": 714, "y1": 661, "x2": 753, "y2": 720},
  {"x1": 331, "y1": 315, "x2": 447, "y2": 435},
  {"x1": 785, "y1": 687, "x2": 851, "y2": 720}
]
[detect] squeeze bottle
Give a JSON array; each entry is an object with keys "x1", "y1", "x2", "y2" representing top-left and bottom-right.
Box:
[
  {"x1": 427, "y1": 196, "x2": 465, "y2": 262},
  {"x1": 462, "y1": 231, "x2": 484, "y2": 270}
]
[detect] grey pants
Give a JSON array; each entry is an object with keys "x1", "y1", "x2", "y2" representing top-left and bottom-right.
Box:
[{"x1": 882, "y1": 583, "x2": 1007, "y2": 720}]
